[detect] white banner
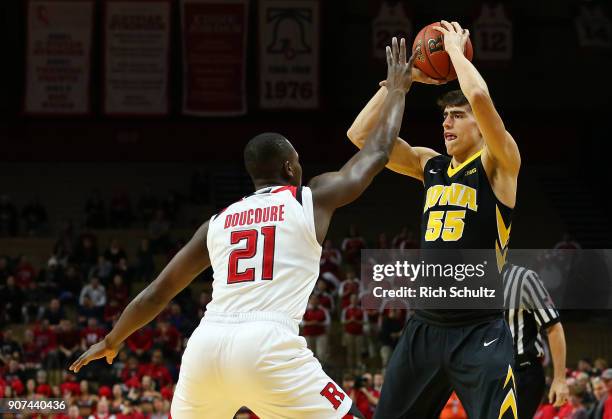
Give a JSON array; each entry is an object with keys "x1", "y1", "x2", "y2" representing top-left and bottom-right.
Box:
[
  {"x1": 259, "y1": 0, "x2": 319, "y2": 109},
  {"x1": 25, "y1": 0, "x2": 94, "y2": 115},
  {"x1": 104, "y1": 0, "x2": 171, "y2": 116},
  {"x1": 181, "y1": 0, "x2": 249, "y2": 116}
]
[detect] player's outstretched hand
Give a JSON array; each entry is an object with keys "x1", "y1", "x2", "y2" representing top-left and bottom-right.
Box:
[
  {"x1": 69, "y1": 338, "x2": 118, "y2": 373},
  {"x1": 432, "y1": 20, "x2": 470, "y2": 54},
  {"x1": 384, "y1": 37, "x2": 413, "y2": 93},
  {"x1": 381, "y1": 37, "x2": 444, "y2": 90}
]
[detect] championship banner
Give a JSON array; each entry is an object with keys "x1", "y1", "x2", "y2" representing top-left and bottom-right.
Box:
[
  {"x1": 259, "y1": 0, "x2": 319, "y2": 109},
  {"x1": 472, "y1": 2, "x2": 513, "y2": 64},
  {"x1": 181, "y1": 0, "x2": 249, "y2": 116},
  {"x1": 371, "y1": 0, "x2": 412, "y2": 61},
  {"x1": 103, "y1": 0, "x2": 171, "y2": 116},
  {"x1": 25, "y1": 0, "x2": 94, "y2": 115}
]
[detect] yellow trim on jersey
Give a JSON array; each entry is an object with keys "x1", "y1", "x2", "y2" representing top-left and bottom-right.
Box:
[
  {"x1": 503, "y1": 365, "x2": 516, "y2": 390},
  {"x1": 496, "y1": 206, "x2": 512, "y2": 249},
  {"x1": 447, "y1": 149, "x2": 483, "y2": 177},
  {"x1": 495, "y1": 241, "x2": 509, "y2": 273},
  {"x1": 498, "y1": 388, "x2": 518, "y2": 419}
]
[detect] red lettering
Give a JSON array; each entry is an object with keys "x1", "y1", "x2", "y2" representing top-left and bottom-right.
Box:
[
  {"x1": 278, "y1": 204, "x2": 285, "y2": 221},
  {"x1": 320, "y1": 382, "x2": 344, "y2": 410},
  {"x1": 270, "y1": 206, "x2": 278, "y2": 222},
  {"x1": 239, "y1": 211, "x2": 246, "y2": 226},
  {"x1": 262, "y1": 207, "x2": 270, "y2": 222},
  {"x1": 224, "y1": 215, "x2": 231, "y2": 229},
  {"x1": 247, "y1": 209, "x2": 254, "y2": 225},
  {"x1": 255, "y1": 208, "x2": 262, "y2": 223},
  {"x1": 231, "y1": 213, "x2": 239, "y2": 227}
]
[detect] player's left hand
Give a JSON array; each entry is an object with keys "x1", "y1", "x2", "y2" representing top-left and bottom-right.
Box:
[
  {"x1": 432, "y1": 20, "x2": 470, "y2": 54},
  {"x1": 69, "y1": 337, "x2": 118, "y2": 373},
  {"x1": 548, "y1": 378, "x2": 569, "y2": 407}
]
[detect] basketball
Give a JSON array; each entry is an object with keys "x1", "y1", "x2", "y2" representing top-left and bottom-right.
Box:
[{"x1": 412, "y1": 22, "x2": 474, "y2": 81}]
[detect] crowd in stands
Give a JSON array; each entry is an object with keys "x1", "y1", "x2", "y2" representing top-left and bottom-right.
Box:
[{"x1": 1, "y1": 213, "x2": 611, "y2": 418}]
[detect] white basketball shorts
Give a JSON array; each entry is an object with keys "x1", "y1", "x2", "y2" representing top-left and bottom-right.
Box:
[{"x1": 171, "y1": 311, "x2": 353, "y2": 418}]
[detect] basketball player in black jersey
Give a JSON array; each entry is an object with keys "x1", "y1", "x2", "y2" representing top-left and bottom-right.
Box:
[{"x1": 348, "y1": 21, "x2": 521, "y2": 419}]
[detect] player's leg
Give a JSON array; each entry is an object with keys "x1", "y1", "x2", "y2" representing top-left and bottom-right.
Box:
[
  {"x1": 447, "y1": 318, "x2": 518, "y2": 419},
  {"x1": 171, "y1": 321, "x2": 241, "y2": 418},
  {"x1": 515, "y1": 362, "x2": 546, "y2": 418},
  {"x1": 243, "y1": 322, "x2": 353, "y2": 418},
  {"x1": 374, "y1": 318, "x2": 453, "y2": 419}
]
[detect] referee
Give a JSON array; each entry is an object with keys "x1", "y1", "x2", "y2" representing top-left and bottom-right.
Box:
[{"x1": 503, "y1": 263, "x2": 569, "y2": 418}]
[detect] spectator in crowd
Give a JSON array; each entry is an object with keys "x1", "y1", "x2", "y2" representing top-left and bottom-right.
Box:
[
  {"x1": 301, "y1": 294, "x2": 330, "y2": 364},
  {"x1": 127, "y1": 326, "x2": 154, "y2": 360},
  {"x1": 136, "y1": 238, "x2": 155, "y2": 281},
  {"x1": 33, "y1": 319, "x2": 58, "y2": 368},
  {"x1": 601, "y1": 368, "x2": 612, "y2": 419},
  {"x1": 71, "y1": 234, "x2": 98, "y2": 274},
  {"x1": 341, "y1": 225, "x2": 366, "y2": 271},
  {"x1": 22, "y1": 329, "x2": 42, "y2": 371},
  {"x1": 109, "y1": 191, "x2": 133, "y2": 228},
  {"x1": 89, "y1": 256, "x2": 113, "y2": 283},
  {"x1": 195, "y1": 291, "x2": 212, "y2": 319},
  {"x1": 50, "y1": 242, "x2": 70, "y2": 269},
  {"x1": 37, "y1": 258, "x2": 62, "y2": 297},
  {"x1": 79, "y1": 277, "x2": 106, "y2": 317},
  {"x1": 342, "y1": 374, "x2": 371, "y2": 418},
  {"x1": 22, "y1": 280, "x2": 46, "y2": 323},
  {"x1": 104, "y1": 239, "x2": 127, "y2": 268},
  {"x1": 138, "y1": 186, "x2": 159, "y2": 226},
  {"x1": 84, "y1": 190, "x2": 107, "y2": 229},
  {"x1": 78, "y1": 296, "x2": 102, "y2": 325},
  {"x1": 57, "y1": 319, "x2": 81, "y2": 366},
  {"x1": 153, "y1": 320, "x2": 181, "y2": 361},
  {"x1": 35, "y1": 370, "x2": 52, "y2": 397},
  {"x1": 148, "y1": 210, "x2": 171, "y2": 254},
  {"x1": 14, "y1": 255, "x2": 36, "y2": 289},
  {"x1": 58, "y1": 265, "x2": 83, "y2": 304},
  {"x1": 379, "y1": 308, "x2": 404, "y2": 368},
  {"x1": 392, "y1": 227, "x2": 418, "y2": 249},
  {"x1": 363, "y1": 307, "x2": 381, "y2": 360},
  {"x1": 0, "y1": 329, "x2": 21, "y2": 362},
  {"x1": 80, "y1": 318, "x2": 106, "y2": 352},
  {"x1": 359, "y1": 373, "x2": 380, "y2": 418},
  {"x1": 373, "y1": 372, "x2": 384, "y2": 393},
  {"x1": 39, "y1": 298, "x2": 65, "y2": 327},
  {"x1": 339, "y1": 270, "x2": 361, "y2": 309},
  {"x1": 593, "y1": 377, "x2": 607, "y2": 402},
  {"x1": 113, "y1": 257, "x2": 133, "y2": 283},
  {"x1": 0, "y1": 194, "x2": 18, "y2": 236},
  {"x1": 1, "y1": 276, "x2": 25, "y2": 323},
  {"x1": 138, "y1": 349, "x2": 173, "y2": 390},
  {"x1": 21, "y1": 197, "x2": 48, "y2": 236},
  {"x1": 376, "y1": 233, "x2": 389, "y2": 249},
  {"x1": 320, "y1": 239, "x2": 342, "y2": 277},
  {"x1": 76, "y1": 380, "x2": 98, "y2": 417},
  {"x1": 104, "y1": 298, "x2": 123, "y2": 327},
  {"x1": 313, "y1": 279, "x2": 335, "y2": 313},
  {"x1": 165, "y1": 302, "x2": 191, "y2": 335},
  {"x1": 107, "y1": 274, "x2": 129, "y2": 308},
  {"x1": 342, "y1": 293, "x2": 364, "y2": 369}
]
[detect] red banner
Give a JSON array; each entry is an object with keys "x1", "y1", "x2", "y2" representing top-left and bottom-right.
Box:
[
  {"x1": 25, "y1": 0, "x2": 94, "y2": 115},
  {"x1": 103, "y1": 0, "x2": 171, "y2": 116},
  {"x1": 181, "y1": 0, "x2": 249, "y2": 116}
]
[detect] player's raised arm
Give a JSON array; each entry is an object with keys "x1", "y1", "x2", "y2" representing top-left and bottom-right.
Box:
[
  {"x1": 434, "y1": 20, "x2": 521, "y2": 176},
  {"x1": 346, "y1": 55, "x2": 441, "y2": 180},
  {"x1": 309, "y1": 38, "x2": 411, "y2": 242},
  {"x1": 69, "y1": 221, "x2": 211, "y2": 372}
]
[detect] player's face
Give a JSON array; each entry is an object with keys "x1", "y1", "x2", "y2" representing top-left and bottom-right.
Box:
[{"x1": 442, "y1": 105, "x2": 483, "y2": 157}]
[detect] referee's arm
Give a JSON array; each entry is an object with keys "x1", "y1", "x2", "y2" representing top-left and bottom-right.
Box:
[{"x1": 523, "y1": 270, "x2": 569, "y2": 406}]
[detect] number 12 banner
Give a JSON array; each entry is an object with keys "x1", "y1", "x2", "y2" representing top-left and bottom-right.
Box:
[{"x1": 258, "y1": 0, "x2": 319, "y2": 109}]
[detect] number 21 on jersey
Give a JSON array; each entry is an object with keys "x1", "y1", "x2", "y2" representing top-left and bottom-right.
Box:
[{"x1": 228, "y1": 226, "x2": 276, "y2": 283}]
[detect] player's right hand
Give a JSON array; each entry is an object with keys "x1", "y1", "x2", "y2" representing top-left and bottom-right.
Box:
[{"x1": 69, "y1": 337, "x2": 118, "y2": 373}]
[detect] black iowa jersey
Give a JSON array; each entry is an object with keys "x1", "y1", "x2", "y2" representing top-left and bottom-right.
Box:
[{"x1": 416, "y1": 150, "x2": 513, "y2": 326}]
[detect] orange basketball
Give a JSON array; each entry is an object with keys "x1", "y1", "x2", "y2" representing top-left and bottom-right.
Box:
[{"x1": 411, "y1": 22, "x2": 474, "y2": 81}]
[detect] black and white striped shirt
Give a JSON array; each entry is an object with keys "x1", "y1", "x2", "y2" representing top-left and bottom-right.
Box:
[{"x1": 503, "y1": 264, "x2": 561, "y2": 365}]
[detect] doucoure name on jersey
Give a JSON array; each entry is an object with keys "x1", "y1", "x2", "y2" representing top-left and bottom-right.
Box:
[
  {"x1": 423, "y1": 183, "x2": 478, "y2": 213},
  {"x1": 224, "y1": 204, "x2": 285, "y2": 229}
]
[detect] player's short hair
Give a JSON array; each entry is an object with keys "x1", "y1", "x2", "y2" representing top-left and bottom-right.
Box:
[
  {"x1": 244, "y1": 132, "x2": 294, "y2": 179},
  {"x1": 437, "y1": 90, "x2": 470, "y2": 110}
]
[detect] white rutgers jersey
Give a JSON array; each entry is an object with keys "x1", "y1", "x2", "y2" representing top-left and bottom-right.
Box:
[{"x1": 206, "y1": 185, "x2": 322, "y2": 324}]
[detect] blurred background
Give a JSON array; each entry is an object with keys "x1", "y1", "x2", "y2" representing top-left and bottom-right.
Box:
[{"x1": 0, "y1": 0, "x2": 611, "y2": 417}]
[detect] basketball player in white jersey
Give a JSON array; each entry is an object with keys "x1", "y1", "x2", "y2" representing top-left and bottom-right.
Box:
[{"x1": 69, "y1": 38, "x2": 418, "y2": 418}]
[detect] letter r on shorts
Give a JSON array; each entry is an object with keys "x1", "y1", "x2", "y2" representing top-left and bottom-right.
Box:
[{"x1": 320, "y1": 382, "x2": 344, "y2": 410}]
